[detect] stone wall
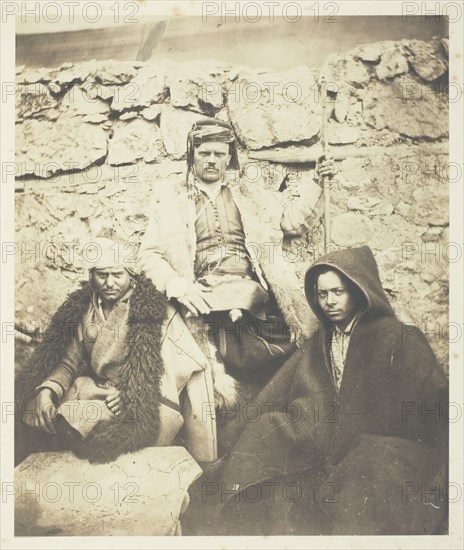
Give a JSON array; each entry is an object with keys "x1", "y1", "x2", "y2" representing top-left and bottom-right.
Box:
[{"x1": 15, "y1": 37, "x2": 449, "y2": 368}]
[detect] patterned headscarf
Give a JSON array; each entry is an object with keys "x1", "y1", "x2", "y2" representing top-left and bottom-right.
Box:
[
  {"x1": 82, "y1": 237, "x2": 137, "y2": 278},
  {"x1": 186, "y1": 118, "x2": 240, "y2": 190}
]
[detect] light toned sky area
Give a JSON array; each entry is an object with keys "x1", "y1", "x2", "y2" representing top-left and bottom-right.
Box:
[{"x1": 16, "y1": 15, "x2": 447, "y2": 70}]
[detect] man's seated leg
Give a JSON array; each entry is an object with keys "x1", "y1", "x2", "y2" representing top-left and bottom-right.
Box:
[{"x1": 209, "y1": 310, "x2": 296, "y2": 374}]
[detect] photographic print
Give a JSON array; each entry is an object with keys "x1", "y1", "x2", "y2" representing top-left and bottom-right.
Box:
[{"x1": 1, "y1": 1, "x2": 462, "y2": 548}]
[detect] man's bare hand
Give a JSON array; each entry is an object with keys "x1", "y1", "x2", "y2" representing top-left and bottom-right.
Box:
[
  {"x1": 177, "y1": 282, "x2": 212, "y2": 316},
  {"x1": 35, "y1": 388, "x2": 57, "y2": 435},
  {"x1": 106, "y1": 388, "x2": 122, "y2": 416},
  {"x1": 316, "y1": 156, "x2": 339, "y2": 181}
]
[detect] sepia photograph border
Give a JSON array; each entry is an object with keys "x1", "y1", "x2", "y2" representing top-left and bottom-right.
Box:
[{"x1": 1, "y1": 1, "x2": 463, "y2": 548}]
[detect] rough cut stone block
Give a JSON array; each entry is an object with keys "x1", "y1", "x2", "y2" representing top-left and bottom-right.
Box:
[
  {"x1": 108, "y1": 119, "x2": 161, "y2": 166},
  {"x1": 82, "y1": 80, "x2": 116, "y2": 101},
  {"x1": 93, "y1": 61, "x2": 138, "y2": 85},
  {"x1": 405, "y1": 40, "x2": 448, "y2": 82},
  {"x1": 16, "y1": 83, "x2": 57, "y2": 119},
  {"x1": 376, "y1": 47, "x2": 409, "y2": 80},
  {"x1": 15, "y1": 260, "x2": 79, "y2": 330},
  {"x1": 354, "y1": 44, "x2": 383, "y2": 63},
  {"x1": 331, "y1": 212, "x2": 374, "y2": 246},
  {"x1": 16, "y1": 117, "x2": 108, "y2": 177},
  {"x1": 83, "y1": 113, "x2": 108, "y2": 124},
  {"x1": 227, "y1": 66, "x2": 322, "y2": 149},
  {"x1": 111, "y1": 65, "x2": 168, "y2": 111},
  {"x1": 15, "y1": 447, "x2": 202, "y2": 536},
  {"x1": 60, "y1": 84, "x2": 110, "y2": 117},
  {"x1": 328, "y1": 121, "x2": 361, "y2": 145},
  {"x1": 160, "y1": 108, "x2": 208, "y2": 159},
  {"x1": 324, "y1": 55, "x2": 371, "y2": 87},
  {"x1": 347, "y1": 196, "x2": 394, "y2": 216},
  {"x1": 50, "y1": 64, "x2": 90, "y2": 86},
  {"x1": 142, "y1": 104, "x2": 162, "y2": 121},
  {"x1": 363, "y1": 79, "x2": 448, "y2": 139},
  {"x1": 168, "y1": 65, "x2": 223, "y2": 112},
  {"x1": 411, "y1": 186, "x2": 448, "y2": 226},
  {"x1": 119, "y1": 111, "x2": 138, "y2": 121},
  {"x1": 17, "y1": 67, "x2": 52, "y2": 84}
]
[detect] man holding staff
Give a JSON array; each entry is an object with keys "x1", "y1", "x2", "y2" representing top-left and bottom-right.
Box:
[{"x1": 138, "y1": 118, "x2": 336, "y2": 387}]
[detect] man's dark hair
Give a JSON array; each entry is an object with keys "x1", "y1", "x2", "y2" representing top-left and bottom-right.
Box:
[{"x1": 314, "y1": 266, "x2": 367, "y2": 311}]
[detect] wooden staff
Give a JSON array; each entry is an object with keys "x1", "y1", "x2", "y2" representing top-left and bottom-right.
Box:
[{"x1": 319, "y1": 74, "x2": 331, "y2": 252}]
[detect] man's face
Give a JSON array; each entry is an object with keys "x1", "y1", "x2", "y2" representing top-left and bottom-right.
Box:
[
  {"x1": 92, "y1": 268, "x2": 131, "y2": 305},
  {"x1": 316, "y1": 270, "x2": 358, "y2": 328},
  {"x1": 193, "y1": 141, "x2": 231, "y2": 184}
]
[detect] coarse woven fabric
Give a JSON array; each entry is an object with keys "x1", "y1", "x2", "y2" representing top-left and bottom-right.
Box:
[{"x1": 192, "y1": 246, "x2": 449, "y2": 535}]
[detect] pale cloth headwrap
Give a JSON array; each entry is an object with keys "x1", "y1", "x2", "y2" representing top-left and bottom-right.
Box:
[
  {"x1": 190, "y1": 123, "x2": 236, "y2": 145},
  {"x1": 82, "y1": 237, "x2": 137, "y2": 277}
]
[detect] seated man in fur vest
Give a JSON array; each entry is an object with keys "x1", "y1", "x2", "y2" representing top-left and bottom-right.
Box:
[
  {"x1": 15, "y1": 238, "x2": 218, "y2": 465},
  {"x1": 138, "y1": 119, "x2": 336, "y2": 388}
]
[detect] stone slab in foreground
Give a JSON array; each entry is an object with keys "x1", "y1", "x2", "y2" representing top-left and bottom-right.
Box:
[{"x1": 15, "y1": 446, "x2": 202, "y2": 536}]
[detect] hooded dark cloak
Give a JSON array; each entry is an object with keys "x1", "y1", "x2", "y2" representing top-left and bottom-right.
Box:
[{"x1": 190, "y1": 246, "x2": 448, "y2": 536}]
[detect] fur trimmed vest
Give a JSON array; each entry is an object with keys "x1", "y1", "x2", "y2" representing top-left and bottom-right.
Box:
[
  {"x1": 138, "y1": 176, "x2": 322, "y2": 404},
  {"x1": 15, "y1": 274, "x2": 167, "y2": 463},
  {"x1": 139, "y1": 177, "x2": 318, "y2": 340}
]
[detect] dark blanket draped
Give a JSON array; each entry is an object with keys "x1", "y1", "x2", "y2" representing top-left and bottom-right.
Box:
[{"x1": 188, "y1": 246, "x2": 448, "y2": 535}]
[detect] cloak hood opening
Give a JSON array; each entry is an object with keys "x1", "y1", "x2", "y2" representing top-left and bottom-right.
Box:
[{"x1": 304, "y1": 246, "x2": 395, "y2": 323}]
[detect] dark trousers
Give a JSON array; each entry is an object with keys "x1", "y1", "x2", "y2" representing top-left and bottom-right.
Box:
[{"x1": 207, "y1": 311, "x2": 297, "y2": 373}]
